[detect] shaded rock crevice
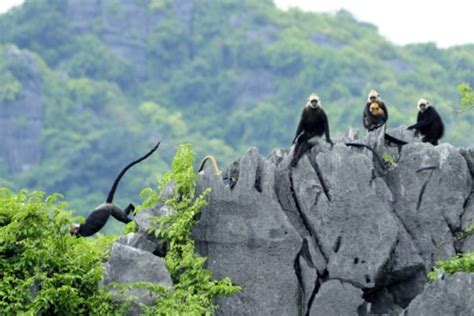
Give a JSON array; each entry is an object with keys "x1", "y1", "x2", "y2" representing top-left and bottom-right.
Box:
[
  {"x1": 306, "y1": 157, "x2": 332, "y2": 202},
  {"x1": 287, "y1": 168, "x2": 313, "y2": 237},
  {"x1": 294, "y1": 239, "x2": 320, "y2": 316},
  {"x1": 416, "y1": 168, "x2": 436, "y2": 210}
]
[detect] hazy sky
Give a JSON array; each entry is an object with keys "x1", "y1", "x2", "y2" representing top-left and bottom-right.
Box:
[
  {"x1": 274, "y1": 0, "x2": 474, "y2": 47},
  {"x1": 1, "y1": 0, "x2": 473, "y2": 47}
]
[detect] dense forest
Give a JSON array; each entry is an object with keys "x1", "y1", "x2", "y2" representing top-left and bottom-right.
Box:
[{"x1": 0, "y1": 0, "x2": 472, "y2": 231}]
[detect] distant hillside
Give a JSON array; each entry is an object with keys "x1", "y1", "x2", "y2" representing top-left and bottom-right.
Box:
[{"x1": 0, "y1": 0, "x2": 472, "y2": 225}]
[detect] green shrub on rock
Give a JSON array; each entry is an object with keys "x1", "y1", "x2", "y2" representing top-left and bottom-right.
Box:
[
  {"x1": 0, "y1": 189, "x2": 121, "y2": 315},
  {"x1": 138, "y1": 144, "x2": 240, "y2": 315}
]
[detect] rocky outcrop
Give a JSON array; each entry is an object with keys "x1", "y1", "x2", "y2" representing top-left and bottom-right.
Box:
[
  {"x1": 402, "y1": 273, "x2": 473, "y2": 316},
  {"x1": 191, "y1": 128, "x2": 472, "y2": 315},
  {"x1": 0, "y1": 46, "x2": 43, "y2": 173},
  {"x1": 194, "y1": 148, "x2": 303, "y2": 315},
  {"x1": 102, "y1": 241, "x2": 172, "y2": 314},
  {"x1": 104, "y1": 129, "x2": 473, "y2": 315},
  {"x1": 309, "y1": 280, "x2": 365, "y2": 315},
  {"x1": 459, "y1": 148, "x2": 474, "y2": 253}
]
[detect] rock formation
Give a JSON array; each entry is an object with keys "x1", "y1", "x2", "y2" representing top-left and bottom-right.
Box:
[{"x1": 104, "y1": 127, "x2": 474, "y2": 315}]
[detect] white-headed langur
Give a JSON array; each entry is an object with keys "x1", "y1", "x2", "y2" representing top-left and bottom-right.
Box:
[
  {"x1": 363, "y1": 89, "x2": 387, "y2": 131},
  {"x1": 362, "y1": 89, "x2": 407, "y2": 147},
  {"x1": 407, "y1": 98, "x2": 444, "y2": 145},
  {"x1": 70, "y1": 141, "x2": 160, "y2": 237},
  {"x1": 290, "y1": 93, "x2": 333, "y2": 168}
]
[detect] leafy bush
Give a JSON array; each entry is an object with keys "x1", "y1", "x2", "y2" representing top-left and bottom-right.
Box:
[
  {"x1": 428, "y1": 223, "x2": 474, "y2": 282},
  {"x1": 459, "y1": 83, "x2": 474, "y2": 111},
  {"x1": 0, "y1": 189, "x2": 121, "y2": 314},
  {"x1": 428, "y1": 252, "x2": 474, "y2": 282},
  {"x1": 138, "y1": 144, "x2": 240, "y2": 315}
]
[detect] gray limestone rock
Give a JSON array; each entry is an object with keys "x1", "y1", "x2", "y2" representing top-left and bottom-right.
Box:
[
  {"x1": 193, "y1": 148, "x2": 303, "y2": 316},
  {"x1": 102, "y1": 243, "x2": 172, "y2": 312},
  {"x1": 401, "y1": 273, "x2": 474, "y2": 316},
  {"x1": 383, "y1": 220, "x2": 425, "y2": 286},
  {"x1": 273, "y1": 165, "x2": 310, "y2": 238},
  {"x1": 309, "y1": 280, "x2": 365, "y2": 316},
  {"x1": 459, "y1": 147, "x2": 474, "y2": 179},
  {"x1": 294, "y1": 145, "x2": 399, "y2": 288},
  {"x1": 298, "y1": 247, "x2": 318, "y2": 315},
  {"x1": 460, "y1": 194, "x2": 474, "y2": 252},
  {"x1": 123, "y1": 139, "x2": 472, "y2": 314},
  {"x1": 385, "y1": 143, "x2": 471, "y2": 270},
  {"x1": 117, "y1": 232, "x2": 157, "y2": 253}
]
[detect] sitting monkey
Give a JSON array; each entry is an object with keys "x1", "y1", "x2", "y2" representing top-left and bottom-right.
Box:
[
  {"x1": 407, "y1": 98, "x2": 444, "y2": 145},
  {"x1": 290, "y1": 93, "x2": 333, "y2": 168}
]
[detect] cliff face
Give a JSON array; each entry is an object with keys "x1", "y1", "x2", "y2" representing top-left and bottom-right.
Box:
[
  {"x1": 65, "y1": 0, "x2": 166, "y2": 78},
  {"x1": 107, "y1": 127, "x2": 474, "y2": 315},
  {"x1": 0, "y1": 46, "x2": 43, "y2": 173}
]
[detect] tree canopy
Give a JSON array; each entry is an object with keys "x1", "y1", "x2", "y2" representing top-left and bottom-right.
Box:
[{"x1": 0, "y1": 0, "x2": 472, "y2": 231}]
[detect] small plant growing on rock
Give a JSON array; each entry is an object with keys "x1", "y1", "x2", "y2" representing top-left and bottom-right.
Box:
[
  {"x1": 428, "y1": 224, "x2": 474, "y2": 282},
  {"x1": 382, "y1": 152, "x2": 396, "y2": 166},
  {"x1": 428, "y1": 252, "x2": 474, "y2": 281},
  {"x1": 138, "y1": 144, "x2": 240, "y2": 315}
]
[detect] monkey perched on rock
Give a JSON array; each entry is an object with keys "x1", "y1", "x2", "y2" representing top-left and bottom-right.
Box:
[
  {"x1": 70, "y1": 141, "x2": 160, "y2": 237},
  {"x1": 363, "y1": 89, "x2": 388, "y2": 131},
  {"x1": 290, "y1": 93, "x2": 333, "y2": 168},
  {"x1": 407, "y1": 98, "x2": 444, "y2": 145},
  {"x1": 362, "y1": 89, "x2": 407, "y2": 147}
]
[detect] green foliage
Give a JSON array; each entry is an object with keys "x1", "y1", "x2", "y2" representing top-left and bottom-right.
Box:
[
  {"x1": 138, "y1": 144, "x2": 240, "y2": 315},
  {"x1": 0, "y1": 189, "x2": 122, "y2": 314},
  {"x1": 149, "y1": 0, "x2": 168, "y2": 12},
  {"x1": 0, "y1": 0, "x2": 473, "y2": 221},
  {"x1": 382, "y1": 152, "x2": 396, "y2": 166},
  {"x1": 61, "y1": 35, "x2": 133, "y2": 85},
  {"x1": 428, "y1": 252, "x2": 474, "y2": 282},
  {"x1": 0, "y1": 69, "x2": 21, "y2": 101},
  {"x1": 459, "y1": 83, "x2": 474, "y2": 111},
  {"x1": 465, "y1": 223, "x2": 474, "y2": 235},
  {"x1": 428, "y1": 223, "x2": 474, "y2": 282}
]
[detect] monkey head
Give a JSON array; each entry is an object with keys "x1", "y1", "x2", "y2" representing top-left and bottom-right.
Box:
[
  {"x1": 367, "y1": 89, "x2": 380, "y2": 102},
  {"x1": 69, "y1": 223, "x2": 80, "y2": 235},
  {"x1": 417, "y1": 98, "x2": 429, "y2": 112},
  {"x1": 307, "y1": 93, "x2": 321, "y2": 109},
  {"x1": 369, "y1": 102, "x2": 385, "y2": 117}
]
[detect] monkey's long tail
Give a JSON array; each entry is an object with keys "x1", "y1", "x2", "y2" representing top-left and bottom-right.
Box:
[
  {"x1": 197, "y1": 155, "x2": 221, "y2": 175},
  {"x1": 345, "y1": 143, "x2": 387, "y2": 171},
  {"x1": 384, "y1": 133, "x2": 408, "y2": 146},
  {"x1": 106, "y1": 141, "x2": 160, "y2": 203}
]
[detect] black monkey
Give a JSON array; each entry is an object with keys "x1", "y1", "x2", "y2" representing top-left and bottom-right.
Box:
[
  {"x1": 290, "y1": 93, "x2": 333, "y2": 168},
  {"x1": 363, "y1": 89, "x2": 388, "y2": 131},
  {"x1": 70, "y1": 141, "x2": 160, "y2": 237},
  {"x1": 362, "y1": 89, "x2": 407, "y2": 147},
  {"x1": 407, "y1": 98, "x2": 444, "y2": 145}
]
